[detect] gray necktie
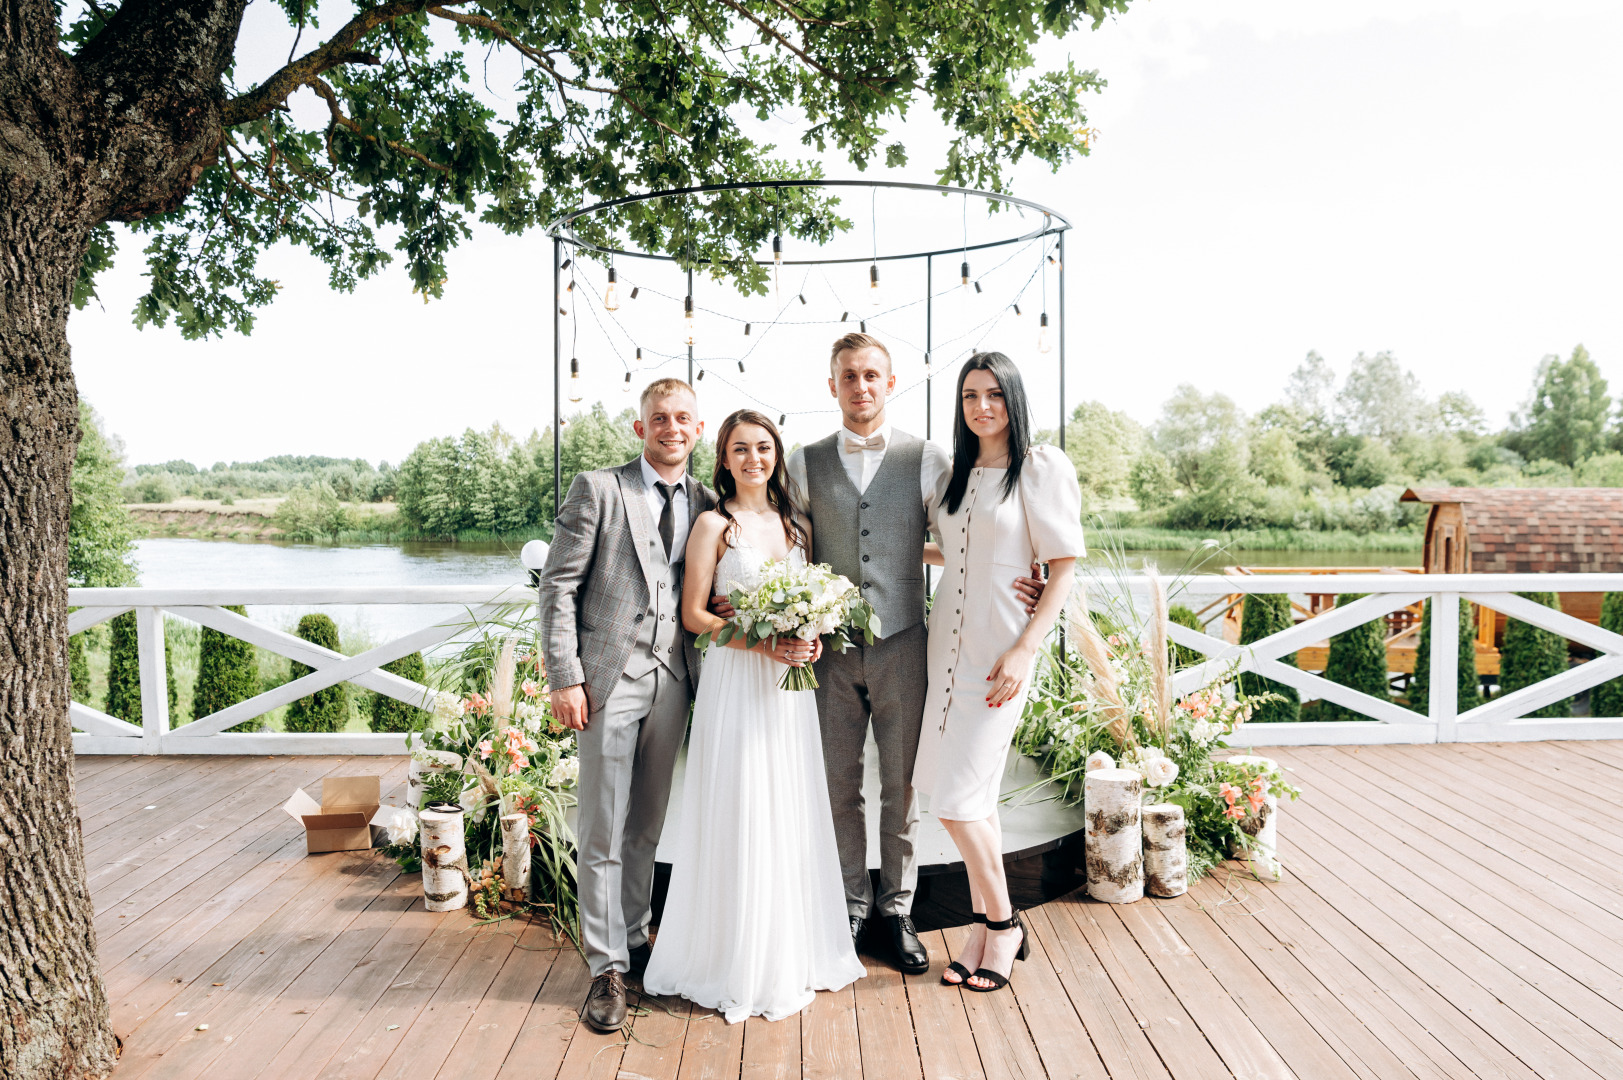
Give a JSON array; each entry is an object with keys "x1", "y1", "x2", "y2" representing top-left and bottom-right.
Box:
[{"x1": 655, "y1": 481, "x2": 676, "y2": 558}]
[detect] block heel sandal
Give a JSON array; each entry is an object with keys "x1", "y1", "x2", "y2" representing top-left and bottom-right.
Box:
[
  {"x1": 941, "y1": 913, "x2": 986, "y2": 985},
  {"x1": 966, "y1": 912, "x2": 1029, "y2": 993}
]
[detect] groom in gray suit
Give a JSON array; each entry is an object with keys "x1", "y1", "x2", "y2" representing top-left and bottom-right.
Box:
[{"x1": 539, "y1": 377, "x2": 714, "y2": 1033}]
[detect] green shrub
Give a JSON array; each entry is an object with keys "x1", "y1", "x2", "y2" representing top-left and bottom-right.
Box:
[
  {"x1": 195, "y1": 605, "x2": 263, "y2": 732},
  {"x1": 1237, "y1": 593, "x2": 1299, "y2": 723},
  {"x1": 370, "y1": 651, "x2": 430, "y2": 732},
  {"x1": 69, "y1": 632, "x2": 90, "y2": 701},
  {"x1": 284, "y1": 614, "x2": 349, "y2": 733},
  {"x1": 1592, "y1": 593, "x2": 1623, "y2": 718},
  {"x1": 104, "y1": 611, "x2": 176, "y2": 723},
  {"x1": 1166, "y1": 604, "x2": 1203, "y2": 667},
  {"x1": 1320, "y1": 593, "x2": 1389, "y2": 721},
  {"x1": 1500, "y1": 592, "x2": 1571, "y2": 719},
  {"x1": 1408, "y1": 599, "x2": 1482, "y2": 715}
]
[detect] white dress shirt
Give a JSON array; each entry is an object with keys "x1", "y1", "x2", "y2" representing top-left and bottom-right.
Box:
[
  {"x1": 786, "y1": 421, "x2": 952, "y2": 518},
  {"x1": 640, "y1": 454, "x2": 691, "y2": 561}
]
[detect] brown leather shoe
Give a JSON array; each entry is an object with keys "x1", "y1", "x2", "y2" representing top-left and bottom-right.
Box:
[{"x1": 583, "y1": 970, "x2": 627, "y2": 1032}]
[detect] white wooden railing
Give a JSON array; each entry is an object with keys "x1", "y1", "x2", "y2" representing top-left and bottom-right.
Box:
[{"x1": 68, "y1": 573, "x2": 1623, "y2": 754}]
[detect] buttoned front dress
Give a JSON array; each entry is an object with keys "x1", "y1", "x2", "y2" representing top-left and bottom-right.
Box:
[{"x1": 914, "y1": 445, "x2": 1086, "y2": 822}]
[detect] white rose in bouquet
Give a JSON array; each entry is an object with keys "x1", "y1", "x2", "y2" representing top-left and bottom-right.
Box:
[
  {"x1": 1143, "y1": 757, "x2": 1180, "y2": 788},
  {"x1": 382, "y1": 806, "x2": 419, "y2": 846},
  {"x1": 699, "y1": 558, "x2": 880, "y2": 691}
]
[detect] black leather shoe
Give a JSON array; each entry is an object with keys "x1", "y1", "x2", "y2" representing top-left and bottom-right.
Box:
[
  {"x1": 850, "y1": 915, "x2": 866, "y2": 952},
  {"x1": 627, "y1": 942, "x2": 653, "y2": 978},
  {"x1": 886, "y1": 914, "x2": 930, "y2": 976},
  {"x1": 583, "y1": 970, "x2": 627, "y2": 1032}
]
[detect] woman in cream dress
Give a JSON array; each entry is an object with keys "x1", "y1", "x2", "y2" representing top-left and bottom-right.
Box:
[{"x1": 918, "y1": 351, "x2": 1084, "y2": 992}]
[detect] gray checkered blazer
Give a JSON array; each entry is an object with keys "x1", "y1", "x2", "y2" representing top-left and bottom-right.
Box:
[{"x1": 538, "y1": 458, "x2": 716, "y2": 712}]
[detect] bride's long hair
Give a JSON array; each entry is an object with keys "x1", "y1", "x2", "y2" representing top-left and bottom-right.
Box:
[{"x1": 711, "y1": 410, "x2": 808, "y2": 553}]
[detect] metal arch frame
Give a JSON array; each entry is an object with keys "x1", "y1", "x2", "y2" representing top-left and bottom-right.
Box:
[{"x1": 544, "y1": 179, "x2": 1070, "y2": 518}]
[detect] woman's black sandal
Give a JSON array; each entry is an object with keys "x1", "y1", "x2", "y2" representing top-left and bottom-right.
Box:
[
  {"x1": 966, "y1": 912, "x2": 1029, "y2": 993},
  {"x1": 942, "y1": 914, "x2": 986, "y2": 985}
]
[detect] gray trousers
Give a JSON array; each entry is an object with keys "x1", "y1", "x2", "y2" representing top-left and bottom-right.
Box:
[
  {"x1": 812, "y1": 622, "x2": 927, "y2": 918},
  {"x1": 575, "y1": 664, "x2": 690, "y2": 977}
]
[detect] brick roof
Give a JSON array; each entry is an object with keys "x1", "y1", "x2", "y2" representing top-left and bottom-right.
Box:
[{"x1": 1400, "y1": 487, "x2": 1623, "y2": 573}]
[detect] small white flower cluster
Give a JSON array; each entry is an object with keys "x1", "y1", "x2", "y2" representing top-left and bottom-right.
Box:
[
  {"x1": 1113, "y1": 745, "x2": 1180, "y2": 789},
  {"x1": 513, "y1": 699, "x2": 547, "y2": 734},
  {"x1": 730, "y1": 561, "x2": 862, "y2": 642},
  {"x1": 431, "y1": 692, "x2": 465, "y2": 732},
  {"x1": 547, "y1": 756, "x2": 580, "y2": 789}
]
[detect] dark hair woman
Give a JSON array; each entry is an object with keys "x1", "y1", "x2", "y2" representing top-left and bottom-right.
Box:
[
  {"x1": 918, "y1": 349, "x2": 1086, "y2": 993},
  {"x1": 708, "y1": 409, "x2": 808, "y2": 553}
]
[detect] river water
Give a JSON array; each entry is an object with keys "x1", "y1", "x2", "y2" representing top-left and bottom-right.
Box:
[{"x1": 131, "y1": 537, "x2": 1417, "y2": 646}]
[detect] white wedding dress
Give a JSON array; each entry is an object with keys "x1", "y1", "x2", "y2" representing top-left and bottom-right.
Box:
[{"x1": 642, "y1": 536, "x2": 866, "y2": 1023}]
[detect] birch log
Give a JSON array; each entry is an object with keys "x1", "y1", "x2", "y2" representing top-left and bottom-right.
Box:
[
  {"x1": 1142, "y1": 803, "x2": 1188, "y2": 898},
  {"x1": 500, "y1": 813, "x2": 531, "y2": 900},
  {"x1": 1226, "y1": 755, "x2": 1282, "y2": 881},
  {"x1": 1085, "y1": 768, "x2": 1144, "y2": 904},
  {"x1": 420, "y1": 808, "x2": 470, "y2": 911},
  {"x1": 407, "y1": 750, "x2": 462, "y2": 809}
]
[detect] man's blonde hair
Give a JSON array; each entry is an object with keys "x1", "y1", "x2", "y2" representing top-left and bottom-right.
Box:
[
  {"x1": 828, "y1": 332, "x2": 892, "y2": 376},
  {"x1": 639, "y1": 377, "x2": 697, "y2": 415}
]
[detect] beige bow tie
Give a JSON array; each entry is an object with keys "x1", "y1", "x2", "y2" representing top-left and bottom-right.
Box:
[{"x1": 844, "y1": 432, "x2": 886, "y2": 454}]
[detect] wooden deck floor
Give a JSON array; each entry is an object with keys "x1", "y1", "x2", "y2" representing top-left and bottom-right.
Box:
[{"x1": 78, "y1": 742, "x2": 1623, "y2": 1080}]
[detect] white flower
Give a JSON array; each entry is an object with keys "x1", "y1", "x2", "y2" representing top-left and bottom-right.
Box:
[
  {"x1": 548, "y1": 756, "x2": 580, "y2": 789},
  {"x1": 1085, "y1": 750, "x2": 1115, "y2": 774},
  {"x1": 1139, "y1": 745, "x2": 1168, "y2": 762},
  {"x1": 383, "y1": 807, "x2": 419, "y2": 846},
  {"x1": 431, "y1": 692, "x2": 465, "y2": 732},
  {"x1": 1190, "y1": 720, "x2": 1219, "y2": 745},
  {"x1": 795, "y1": 624, "x2": 819, "y2": 641},
  {"x1": 1143, "y1": 757, "x2": 1180, "y2": 788}
]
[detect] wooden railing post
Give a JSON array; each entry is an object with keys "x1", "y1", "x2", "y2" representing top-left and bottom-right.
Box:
[
  {"x1": 136, "y1": 607, "x2": 170, "y2": 753},
  {"x1": 1430, "y1": 593, "x2": 1458, "y2": 743}
]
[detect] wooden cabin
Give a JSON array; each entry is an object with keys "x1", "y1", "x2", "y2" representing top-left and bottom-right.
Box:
[{"x1": 1401, "y1": 486, "x2": 1623, "y2": 649}]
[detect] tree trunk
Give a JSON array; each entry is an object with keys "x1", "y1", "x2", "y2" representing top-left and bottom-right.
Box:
[
  {"x1": 1141, "y1": 803, "x2": 1188, "y2": 898},
  {"x1": 420, "y1": 808, "x2": 470, "y2": 911},
  {"x1": 500, "y1": 813, "x2": 531, "y2": 901},
  {"x1": 1084, "y1": 768, "x2": 1143, "y2": 904}
]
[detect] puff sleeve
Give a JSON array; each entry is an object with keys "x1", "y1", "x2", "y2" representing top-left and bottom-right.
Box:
[{"x1": 1020, "y1": 444, "x2": 1086, "y2": 562}]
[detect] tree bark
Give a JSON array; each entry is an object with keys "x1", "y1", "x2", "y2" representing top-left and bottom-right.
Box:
[
  {"x1": 1084, "y1": 767, "x2": 1143, "y2": 904},
  {"x1": 0, "y1": 0, "x2": 248, "y2": 1073},
  {"x1": 419, "y1": 808, "x2": 470, "y2": 912},
  {"x1": 499, "y1": 813, "x2": 531, "y2": 901},
  {"x1": 1141, "y1": 803, "x2": 1188, "y2": 898}
]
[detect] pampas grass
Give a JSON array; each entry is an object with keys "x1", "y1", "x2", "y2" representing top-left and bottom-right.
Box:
[
  {"x1": 1067, "y1": 583, "x2": 1135, "y2": 746},
  {"x1": 1145, "y1": 566, "x2": 1172, "y2": 740}
]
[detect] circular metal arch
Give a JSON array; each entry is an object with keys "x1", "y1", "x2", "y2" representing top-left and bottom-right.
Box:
[{"x1": 544, "y1": 179, "x2": 1071, "y2": 265}]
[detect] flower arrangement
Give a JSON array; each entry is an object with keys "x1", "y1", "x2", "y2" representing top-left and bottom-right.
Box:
[
  {"x1": 1014, "y1": 567, "x2": 1299, "y2": 881},
  {"x1": 698, "y1": 558, "x2": 879, "y2": 690},
  {"x1": 378, "y1": 614, "x2": 583, "y2": 941}
]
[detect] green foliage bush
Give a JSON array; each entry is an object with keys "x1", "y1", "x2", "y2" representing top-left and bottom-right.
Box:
[
  {"x1": 283, "y1": 614, "x2": 349, "y2": 733},
  {"x1": 1592, "y1": 593, "x2": 1623, "y2": 718},
  {"x1": 1237, "y1": 593, "x2": 1299, "y2": 723},
  {"x1": 1500, "y1": 592, "x2": 1571, "y2": 719},
  {"x1": 370, "y1": 651, "x2": 430, "y2": 732},
  {"x1": 272, "y1": 482, "x2": 354, "y2": 541},
  {"x1": 70, "y1": 402, "x2": 139, "y2": 588},
  {"x1": 1407, "y1": 599, "x2": 1482, "y2": 715},
  {"x1": 104, "y1": 612, "x2": 176, "y2": 724},
  {"x1": 1320, "y1": 593, "x2": 1390, "y2": 721},
  {"x1": 1166, "y1": 604, "x2": 1202, "y2": 667},
  {"x1": 69, "y1": 634, "x2": 90, "y2": 701},
  {"x1": 195, "y1": 605, "x2": 263, "y2": 731}
]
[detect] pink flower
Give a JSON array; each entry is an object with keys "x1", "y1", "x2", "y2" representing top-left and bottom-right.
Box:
[
  {"x1": 1219, "y1": 782, "x2": 1240, "y2": 806},
  {"x1": 1225, "y1": 805, "x2": 1246, "y2": 820},
  {"x1": 521, "y1": 680, "x2": 541, "y2": 699},
  {"x1": 477, "y1": 739, "x2": 492, "y2": 760}
]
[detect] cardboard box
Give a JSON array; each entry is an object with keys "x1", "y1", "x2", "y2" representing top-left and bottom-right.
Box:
[{"x1": 283, "y1": 775, "x2": 383, "y2": 853}]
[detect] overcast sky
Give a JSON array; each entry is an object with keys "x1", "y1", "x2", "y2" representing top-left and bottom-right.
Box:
[{"x1": 67, "y1": 0, "x2": 1623, "y2": 467}]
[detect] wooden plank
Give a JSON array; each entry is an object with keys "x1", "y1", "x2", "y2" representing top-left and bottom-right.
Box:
[
  {"x1": 74, "y1": 754, "x2": 179, "y2": 798},
  {"x1": 111, "y1": 852, "x2": 405, "y2": 1078},
  {"x1": 245, "y1": 902, "x2": 453, "y2": 1080},
  {"x1": 79, "y1": 755, "x2": 244, "y2": 838},
  {"x1": 855, "y1": 953, "x2": 923, "y2": 1080},
  {"x1": 618, "y1": 990, "x2": 692, "y2": 1080},
  {"x1": 1112, "y1": 901, "x2": 1295, "y2": 1080},
  {"x1": 553, "y1": 997, "x2": 631, "y2": 1080},
  {"x1": 370, "y1": 921, "x2": 521, "y2": 1080},
  {"x1": 1004, "y1": 909, "x2": 1109, "y2": 1080},
  {"x1": 1445, "y1": 742, "x2": 1623, "y2": 836},
  {"x1": 944, "y1": 922, "x2": 1046, "y2": 1080},
  {"x1": 492, "y1": 945, "x2": 595, "y2": 1080},
  {"x1": 740, "y1": 1010, "x2": 799, "y2": 1080},
  {"x1": 1049, "y1": 898, "x2": 1229, "y2": 1080},
  {"x1": 905, "y1": 930, "x2": 987, "y2": 1080},
  {"x1": 801, "y1": 980, "x2": 861, "y2": 1080},
  {"x1": 673, "y1": 1005, "x2": 746, "y2": 1080},
  {"x1": 433, "y1": 919, "x2": 565, "y2": 1080},
  {"x1": 1024, "y1": 903, "x2": 1169, "y2": 1080},
  {"x1": 1183, "y1": 872, "x2": 1432, "y2": 1080}
]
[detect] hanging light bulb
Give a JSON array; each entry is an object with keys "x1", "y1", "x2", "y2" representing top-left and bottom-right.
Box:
[
  {"x1": 778, "y1": 414, "x2": 787, "y2": 426},
  {"x1": 961, "y1": 260, "x2": 971, "y2": 290},
  {"x1": 797, "y1": 293, "x2": 807, "y2": 305},
  {"x1": 744, "y1": 323, "x2": 751, "y2": 336},
  {"x1": 738, "y1": 360, "x2": 746, "y2": 373},
  {"x1": 869, "y1": 262, "x2": 881, "y2": 306},
  {"x1": 569, "y1": 357, "x2": 583, "y2": 402},
  {"x1": 973, "y1": 281, "x2": 983, "y2": 294},
  {"x1": 604, "y1": 267, "x2": 619, "y2": 311},
  {"x1": 1038, "y1": 313, "x2": 1053, "y2": 354},
  {"x1": 859, "y1": 320, "x2": 867, "y2": 333},
  {"x1": 635, "y1": 347, "x2": 643, "y2": 365},
  {"x1": 622, "y1": 372, "x2": 633, "y2": 393},
  {"x1": 1048, "y1": 253, "x2": 1063, "y2": 271},
  {"x1": 560, "y1": 258, "x2": 572, "y2": 271},
  {"x1": 696, "y1": 368, "x2": 706, "y2": 381},
  {"x1": 683, "y1": 295, "x2": 695, "y2": 346},
  {"x1": 772, "y1": 234, "x2": 783, "y2": 266},
  {"x1": 630, "y1": 286, "x2": 640, "y2": 300},
  {"x1": 840, "y1": 311, "x2": 849, "y2": 322},
  {"x1": 1012, "y1": 303, "x2": 1023, "y2": 317}
]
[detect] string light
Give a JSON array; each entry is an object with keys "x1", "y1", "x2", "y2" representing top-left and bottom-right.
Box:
[
  {"x1": 773, "y1": 234, "x2": 783, "y2": 266},
  {"x1": 973, "y1": 281, "x2": 983, "y2": 294},
  {"x1": 683, "y1": 294, "x2": 695, "y2": 346},
  {"x1": 1038, "y1": 312, "x2": 1052, "y2": 354},
  {"x1": 797, "y1": 293, "x2": 807, "y2": 305},
  {"x1": 622, "y1": 372, "x2": 633, "y2": 392},
  {"x1": 738, "y1": 360, "x2": 747, "y2": 373},
  {"x1": 859, "y1": 320, "x2": 867, "y2": 332},
  {"x1": 560, "y1": 259, "x2": 572, "y2": 271},
  {"x1": 778, "y1": 414, "x2": 787, "y2": 426},
  {"x1": 604, "y1": 266, "x2": 619, "y2": 311},
  {"x1": 869, "y1": 263, "x2": 881, "y2": 306},
  {"x1": 840, "y1": 311, "x2": 849, "y2": 322},
  {"x1": 630, "y1": 286, "x2": 640, "y2": 300},
  {"x1": 1012, "y1": 303, "x2": 1022, "y2": 317},
  {"x1": 569, "y1": 357, "x2": 583, "y2": 402},
  {"x1": 635, "y1": 347, "x2": 643, "y2": 364},
  {"x1": 961, "y1": 261, "x2": 972, "y2": 291},
  {"x1": 744, "y1": 323, "x2": 751, "y2": 336},
  {"x1": 696, "y1": 368, "x2": 706, "y2": 381}
]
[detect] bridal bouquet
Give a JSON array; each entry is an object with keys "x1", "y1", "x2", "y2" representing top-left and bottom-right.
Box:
[{"x1": 697, "y1": 559, "x2": 880, "y2": 691}]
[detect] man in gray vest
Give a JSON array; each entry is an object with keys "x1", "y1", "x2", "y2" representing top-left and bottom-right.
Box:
[
  {"x1": 539, "y1": 378, "x2": 715, "y2": 1032},
  {"x1": 774, "y1": 332, "x2": 1041, "y2": 973}
]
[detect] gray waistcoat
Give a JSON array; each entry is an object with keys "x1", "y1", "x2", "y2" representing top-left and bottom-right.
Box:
[
  {"x1": 622, "y1": 514, "x2": 688, "y2": 683},
  {"x1": 804, "y1": 429, "x2": 928, "y2": 638}
]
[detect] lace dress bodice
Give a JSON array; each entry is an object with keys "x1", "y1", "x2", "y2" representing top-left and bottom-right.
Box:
[{"x1": 713, "y1": 531, "x2": 806, "y2": 597}]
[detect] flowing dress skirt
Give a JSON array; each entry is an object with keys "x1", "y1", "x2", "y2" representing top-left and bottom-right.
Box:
[{"x1": 643, "y1": 645, "x2": 865, "y2": 1023}]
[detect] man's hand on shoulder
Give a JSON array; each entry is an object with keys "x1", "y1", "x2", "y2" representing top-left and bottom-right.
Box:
[
  {"x1": 550, "y1": 684, "x2": 590, "y2": 730},
  {"x1": 1014, "y1": 561, "x2": 1046, "y2": 617}
]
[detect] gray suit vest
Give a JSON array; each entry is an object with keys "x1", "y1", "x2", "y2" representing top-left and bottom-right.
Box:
[
  {"x1": 804, "y1": 429, "x2": 928, "y2": 638},
  {"x1": 622, "y1": 492, "x2": 688, "y2": 683}
]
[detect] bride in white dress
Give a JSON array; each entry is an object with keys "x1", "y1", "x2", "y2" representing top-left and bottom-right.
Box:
[{"x1": 642, "y1": 409, "x2": 866, "y2": 1023}]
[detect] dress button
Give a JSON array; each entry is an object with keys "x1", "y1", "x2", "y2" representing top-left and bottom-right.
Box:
[
  {"x1": 861, "y1": 529, "x2": 869, "y2": 536},
  {"x1": 863, "y1": 581, "x2": 871, "y2": 588},
  {"x1": 953, "y1": 629, "x2": 958, "y2": 635}
]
